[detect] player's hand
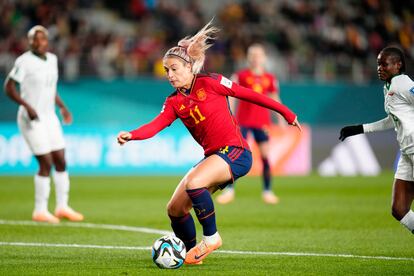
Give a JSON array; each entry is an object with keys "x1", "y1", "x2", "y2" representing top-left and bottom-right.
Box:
[
  {"x1": 290, "y1": 117, "x2": 302, "y2": 132},
  {"x1": 339, "y1": 125, "x2": 363, "y2": 141},
  {"x1": 60, "y1": 107, "x2": 73, "y2": 125},
  {"x1": 24, "y1": 104, "x2": 38, "y2": 121},
  {"x1": 117, "y1": 131, "x2": 132, "y2": 145}
]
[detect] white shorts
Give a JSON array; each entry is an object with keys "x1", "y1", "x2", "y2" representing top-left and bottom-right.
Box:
[
  {"x1": 17, "y1": 112, "x2": 65, "y2": 156},
  {"x1": 395, "y1": 153, "x2": 414, "y2": 182}
]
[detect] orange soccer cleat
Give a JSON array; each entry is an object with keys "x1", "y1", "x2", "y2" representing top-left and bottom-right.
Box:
[
  {"x1": 216, "y1": 188, "x2": 235, "y2": 205},
  {"x1": 54, "y1": 206, "x2": 84, "y2": 221},
  {"x1": 262, "y1": 190, "x2": 280, "y2": 205},
  {"x1": 185, "y1": 235, "x2": 222, "y2": 264},
  {"x1": 32, "y1": 210, "x2": 60, "y2": 224},
  {"x1": 185, "y1": 260, "x2": 203, "y2": 265}
]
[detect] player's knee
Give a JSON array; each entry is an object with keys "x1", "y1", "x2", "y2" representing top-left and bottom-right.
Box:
[
  {"x1": 166, "y1": 201, "x2": 186, "y2": 217},
  {"x1": 391, "y1": 204, "x2": 409, "y2": 221},
  {"x1": 166, "y1": 201, "x2": 174, "y2": 216},
  {"x1": 183, "y1": 176, "x2": 203, "y2": 190},
  {"x1": 54, "y1": 159, "x2": 66, "y2": 171},
  {"x1": 39, "y1": 160, "x2": 53, "y2": 175}
]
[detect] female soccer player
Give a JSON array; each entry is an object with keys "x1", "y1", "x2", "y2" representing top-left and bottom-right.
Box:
[
  {"x1": 4, "y1": 26, "x2": 83, "y2": 223},
  {"x1": 117, "y1": 21, "x2": 301, "y2": 264},
  {"x1": 339, "y1": 46, "x2": 414, "y2": 234},
  {"x1": 217, "y1": 43, "x2": 284, "y2": 205}
]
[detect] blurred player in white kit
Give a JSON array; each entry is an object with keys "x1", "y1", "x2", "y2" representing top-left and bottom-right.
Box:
[{"x1": 4, "y1": 25, "x2": 83, "y2": 223}]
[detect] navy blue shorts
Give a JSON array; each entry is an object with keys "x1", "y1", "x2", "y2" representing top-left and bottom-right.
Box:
[
  {"x1": 214, "y1": 146, "x2": 252, "y2": 189},
  {"x1": 240, "y1": 127, "x2": 269, "y2": 143}
]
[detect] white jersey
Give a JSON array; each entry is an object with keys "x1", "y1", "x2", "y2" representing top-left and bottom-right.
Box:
[
  {"x1": 364, "y1": 74, "x2": 414, "y2": 154},
  {"x1": 8, "y1": 51, "x2": 58, "y2": 118}
]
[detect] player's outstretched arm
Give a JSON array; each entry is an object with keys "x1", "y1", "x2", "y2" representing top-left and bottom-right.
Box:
[
  {"x1": 117, "y1": 111, "x2": 176, "y2": 145},
  {"x1": 228, "y1": 82, "x2": 297, "y2": 126},
  {"x1": 340, "y1": 116, "x2": 394, "y2": 141},
  {"x1": 363, "y1": 116, "x2": 394, "y2": 133}
]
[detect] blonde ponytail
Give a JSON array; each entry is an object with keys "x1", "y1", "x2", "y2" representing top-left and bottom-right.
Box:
[{"x1": 164, "y1": 19, "x2": 220, "y2": 74}]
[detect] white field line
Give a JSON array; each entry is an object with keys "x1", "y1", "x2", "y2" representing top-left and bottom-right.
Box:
[
  {"x1": 0, "y1": 242, "x2": 413, "y2": 262},
  {"x1": 0, "y1": 242, "x2": 150, "y2": 251},
  {"x1": 217, "y1": 250, "x2": 414, "y2": 262},
  {"x1": 0, "y1": 220, "x2": 413, "y2": 262},
  {"x1": 0, "y1": 219, "x2": 172, "y2": 235}
]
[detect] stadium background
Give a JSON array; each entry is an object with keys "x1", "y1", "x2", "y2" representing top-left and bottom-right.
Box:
[
  {"x1": 1, "y1": 2, "x2": 414, "y2": 274},
  {"x1": 0, "y1": 0, "x2": 412, "y2": 175}
]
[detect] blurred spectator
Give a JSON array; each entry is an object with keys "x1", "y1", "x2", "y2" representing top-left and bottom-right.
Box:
[{"x1": 0, "y1": 0, "x2": 413, "y2": 83}]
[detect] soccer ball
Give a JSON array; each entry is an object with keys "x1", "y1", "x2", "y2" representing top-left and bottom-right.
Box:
[{"x1": 151, "y1": 235, "x2": 186, "y2": 269}]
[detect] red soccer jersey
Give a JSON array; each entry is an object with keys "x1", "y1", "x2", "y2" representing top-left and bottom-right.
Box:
[
  {"x1": 129, "y1": 73, "x2": 295, "y2": 156},
  {"x1": 234, "y1": 69, "x2": 279, "y2": 128}
]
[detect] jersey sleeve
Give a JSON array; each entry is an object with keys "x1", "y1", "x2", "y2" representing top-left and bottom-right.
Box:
[
  {"x1": 391, "y1": 75, "x2": 414, "y2": 105},
  {"x1": 129, "y1": 98, "x2": 177, "y2": 140},
  {"x1": 8, "y1": 57, "x2": 26, "y2": 83},
  {"x1": 213, "y1": 74, "x2": 297, "y2": 124},
  {"x1": 400, "y1": 83, "x2": 414, "y2": 105},
  {"x1": 363, "y1": 116, "x2": 394, "y2": 133}
]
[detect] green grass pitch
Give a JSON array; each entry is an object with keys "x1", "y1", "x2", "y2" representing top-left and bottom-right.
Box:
[{"x1": 0, "y1": 172, "x2": 413, "y2": 275}]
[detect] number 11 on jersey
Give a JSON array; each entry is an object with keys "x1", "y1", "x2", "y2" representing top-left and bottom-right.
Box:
[{"x1": 189, "y1": 105, "x2": 206, "y2": 124}]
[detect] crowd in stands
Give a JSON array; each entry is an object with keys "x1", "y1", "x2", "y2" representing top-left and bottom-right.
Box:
[{"x1": 0, "y1": 0, "x2": 413, "y2": 82}]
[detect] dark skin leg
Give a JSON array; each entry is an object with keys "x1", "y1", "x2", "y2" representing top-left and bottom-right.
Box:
[
  {"x1": 391, "y1": 178, "x2": 414, "y2": 220},
  {"x1": 34, "y1": 149, "x2": 66, "y2": 176},
  {"x1": 34, "y1": 154, "x2": 53, "y2": 176},
  {"x1": 51, "y1": 149, "x2": 66, "y2": 172}
]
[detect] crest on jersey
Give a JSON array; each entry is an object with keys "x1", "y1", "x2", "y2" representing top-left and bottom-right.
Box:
[
  {"x1": 196, "y1": 88, "x2": 207, "y2": 101},
  {"x1": 410, "y1": 86, "x2": 414, "y2": 94}
]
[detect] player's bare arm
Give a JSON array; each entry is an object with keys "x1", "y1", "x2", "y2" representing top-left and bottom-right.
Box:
[
  {"x1": 55, "y1": 93, "x2": 72, "y2": 124},
  {"x1": 4, "y1": 77, "x2": 38, "y2": 120}
]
